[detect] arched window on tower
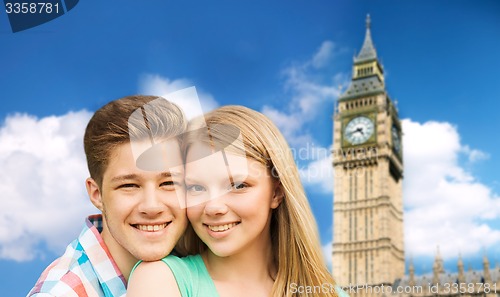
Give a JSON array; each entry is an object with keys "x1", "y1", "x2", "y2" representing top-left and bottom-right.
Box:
[
  {"x1": 365, "y1": 214, "x2": 368, "y2": 240},
  {"x1": 349, "y1": 213, "x2": 352, "y2": 241},
  {"x1": 355, "y1": 173, "x2": 358, "y2": 200},
  {"x1": 349, "y1": 254, "x2": 352, "y2": 284},
  {"x1": 365, "y1": 167, "x2": 368, "y2": 199},
  {"x1": 371, "y1": 251, "x2": 374, "y2": 282},
  {"x1": 354, "y1": 215, "x2": 357, "y2": 240},
  {"x1": 350, "y1": 173, "x2": 353, "y2": 201},
  {"x1": 365, "y1": 256, "x2": 368, "y2": 284}
]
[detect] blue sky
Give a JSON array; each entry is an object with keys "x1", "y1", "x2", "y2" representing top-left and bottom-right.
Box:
[{"x1": 1, "y1": 0, "x2": 500, "y2": 295}]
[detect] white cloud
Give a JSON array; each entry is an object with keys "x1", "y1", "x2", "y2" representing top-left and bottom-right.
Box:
[
  {"x1": 402, "y1": 119, "x2": 500, "y2": 259},
  {"x1": 462, "y1": 145, "x2": 490, "y2": 163},
  {"x1": 139, "y1": 74, "x2": 219, "y2": 120},
  {"x1": 260, "y1": 41, "x2": 347, "y2": 192},
  {"x1": 263, "y1": 41, "x2": 344, "y2": 147},
  {"x1": 281, "y1": 62, "x2": 340, "y2": 118},
  {"x1": 0, "y1": 111, "x2": 95, "y2": 261},
  {"x1": 312, "y1": 41, "x2": 336, "y2": 69},
  {"x1": 260, "y1": 105, "x2": 312, "y2": 145}
]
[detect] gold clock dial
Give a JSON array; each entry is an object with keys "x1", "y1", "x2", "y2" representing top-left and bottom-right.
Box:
[{"x1": 344, "y1": 116, "x2": 374, "y2": 145}]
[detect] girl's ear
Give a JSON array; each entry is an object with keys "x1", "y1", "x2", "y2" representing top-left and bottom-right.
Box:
[
  {"x1": 271, "y1": 184, "x2": 284, "y2": 209},
  {"x1": 86, "y1": 177, "x2": 103, "y2": 211}
]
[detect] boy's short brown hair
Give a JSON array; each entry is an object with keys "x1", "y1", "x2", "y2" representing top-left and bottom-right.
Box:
[{"x1": 83, "y1": 95, "x2": 186, "y2": 187}]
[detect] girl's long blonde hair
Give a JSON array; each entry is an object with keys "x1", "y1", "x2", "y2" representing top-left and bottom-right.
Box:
[{"x1": 181, "y1": 105, "x2": 338, "y2": 296}]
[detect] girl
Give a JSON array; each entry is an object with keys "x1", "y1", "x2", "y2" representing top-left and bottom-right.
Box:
[{"x1": 128, "y1": 106, "x2": 345, "y2": 297}]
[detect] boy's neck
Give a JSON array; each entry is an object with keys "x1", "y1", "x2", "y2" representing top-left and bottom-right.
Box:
[{"x1": 101, "y1": 229, "x2": 138, "y2": 281}]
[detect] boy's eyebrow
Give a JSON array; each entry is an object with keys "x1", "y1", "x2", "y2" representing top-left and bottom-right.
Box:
[
  {"x1": 111, "y1": 171, "x2": 183, "y2": 183},
  {"x1": 111, "y1": 174, "x2": 139, "y2": 183}
]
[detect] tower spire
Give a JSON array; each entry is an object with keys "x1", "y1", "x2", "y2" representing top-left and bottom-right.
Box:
[
  {"x1": 409, "y1": 256, "x2": 415, "y2": 287},
  {"x1": 433, "y1": 246, "x2": 445, "y2": 274},
  {"x1": 339, "y1": 14, "x2": 386, "y2": 100},
  {"x1": 355, "y1": 14, "x2": 378, "y2": 63},
  {"x1": 458, "y1": 253, "x2": 465, "y2": 284},
  {"x1": 483, "y1": 249, "x2": 492, "y2": 284}
]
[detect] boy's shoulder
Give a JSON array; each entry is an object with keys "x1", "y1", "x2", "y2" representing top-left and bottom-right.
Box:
[
  {"x1": 28, "y1": 238, "x2": 94, "y2": 296},
  {"x1": 27, "y1": 216, "x2": 126, "y2": 297}
]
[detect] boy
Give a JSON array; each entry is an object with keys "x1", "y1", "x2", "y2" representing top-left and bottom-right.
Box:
[{"x1": 28, "y1": 95, "x2": 188, "y2": 296}]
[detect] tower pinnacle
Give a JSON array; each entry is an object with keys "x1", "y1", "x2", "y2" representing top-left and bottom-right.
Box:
[
  {"x1": 458, "y1": 253, "x2": 465, "y2": 284},
  {"x1": 355, "y1": 14, "x2": 378, "y2": 63},
  {"x1": 340, "y1": 15, "x2": 385, "y2": 100}
]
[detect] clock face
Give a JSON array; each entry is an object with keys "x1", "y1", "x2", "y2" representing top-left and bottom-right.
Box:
[
  {"x1": 344, "y1": 116, "x2": 374, "y2": 145},
  {"x1": 392, "y1": 125, "x2": 401, "y2": 153}
]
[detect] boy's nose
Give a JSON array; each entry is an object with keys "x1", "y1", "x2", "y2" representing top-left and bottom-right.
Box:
[{"x1": 138, "y1": 188, "x2": 165, "y2": 215}]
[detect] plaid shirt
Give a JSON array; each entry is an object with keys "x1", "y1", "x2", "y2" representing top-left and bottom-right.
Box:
[{"x1": 27, "y1": 215, "x2": 127, "y2": 297}]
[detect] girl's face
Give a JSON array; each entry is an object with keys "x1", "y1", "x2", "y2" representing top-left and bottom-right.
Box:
[{"x1": 184, "y1": 143, "x2": 282, "y2": 257}]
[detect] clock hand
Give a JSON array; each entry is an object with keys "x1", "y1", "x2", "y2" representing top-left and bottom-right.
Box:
[{"x1": 348, "y1": 127, "x2": 363, "y2": 135}]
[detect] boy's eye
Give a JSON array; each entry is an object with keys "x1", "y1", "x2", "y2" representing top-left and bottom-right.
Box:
[
  {"x1": 117, "y1": 183, "x2": 138, "y2": 189},
  {"x1": 161, "y1": 181, "x2": 175, "y2": 187},
  {"x1": 161, "y1": 180, "x2": 183, "y2": 190}
]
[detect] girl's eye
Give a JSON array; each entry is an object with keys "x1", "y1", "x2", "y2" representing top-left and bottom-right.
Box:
[
  {"x1": 231, "y1": 182, "x2": 248, "y2": 191},
  {"x1": 186, "y1": 184, "x2": 205, "y2": 192}
]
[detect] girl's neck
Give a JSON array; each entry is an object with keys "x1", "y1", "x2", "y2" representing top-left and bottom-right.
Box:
[{"x1": 203, "y1": 236, "x2": 276, "y2": 284}]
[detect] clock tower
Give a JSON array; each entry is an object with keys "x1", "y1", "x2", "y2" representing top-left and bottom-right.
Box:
[{"x1": 332, "y1": 15, "x2": 404, "y2": 294}]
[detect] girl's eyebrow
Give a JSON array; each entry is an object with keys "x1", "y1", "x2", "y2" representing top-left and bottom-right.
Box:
[
  {"x1": 184, "y1": 175, "x2": 200, "y2": 183},
  {"x1": 184, "y1": 173, "x2": 249, "y2": 183}
]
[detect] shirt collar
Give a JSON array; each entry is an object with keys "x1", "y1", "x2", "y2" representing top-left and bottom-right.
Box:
[{"x1": 81, "y1": 215, "x2": 127, "y2": 292}]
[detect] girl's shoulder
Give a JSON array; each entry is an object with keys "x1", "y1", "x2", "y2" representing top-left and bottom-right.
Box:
[
  {"x1": 162, "y1": 254, "x2": 205, "y2": 274},
  {"x1": 162, "y1": 254, "x2": 219, "y2": 297}
]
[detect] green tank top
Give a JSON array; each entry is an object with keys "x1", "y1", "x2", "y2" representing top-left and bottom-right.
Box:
[{"x1": 160, "y1": 254, "x2": 219, "y2": 296}]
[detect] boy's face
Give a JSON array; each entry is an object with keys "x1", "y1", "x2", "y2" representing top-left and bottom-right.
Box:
[{"x1": 86, "y1": 139, "x2": 187, "y2": 268}]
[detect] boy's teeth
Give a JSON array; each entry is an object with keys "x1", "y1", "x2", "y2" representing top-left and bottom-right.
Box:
[
  {"x1": 137, "y1": 223, "x2": 167, "y2": 232},
  {"x1": 208, "y1": 222, "x2": 238, "y2": 232}
]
